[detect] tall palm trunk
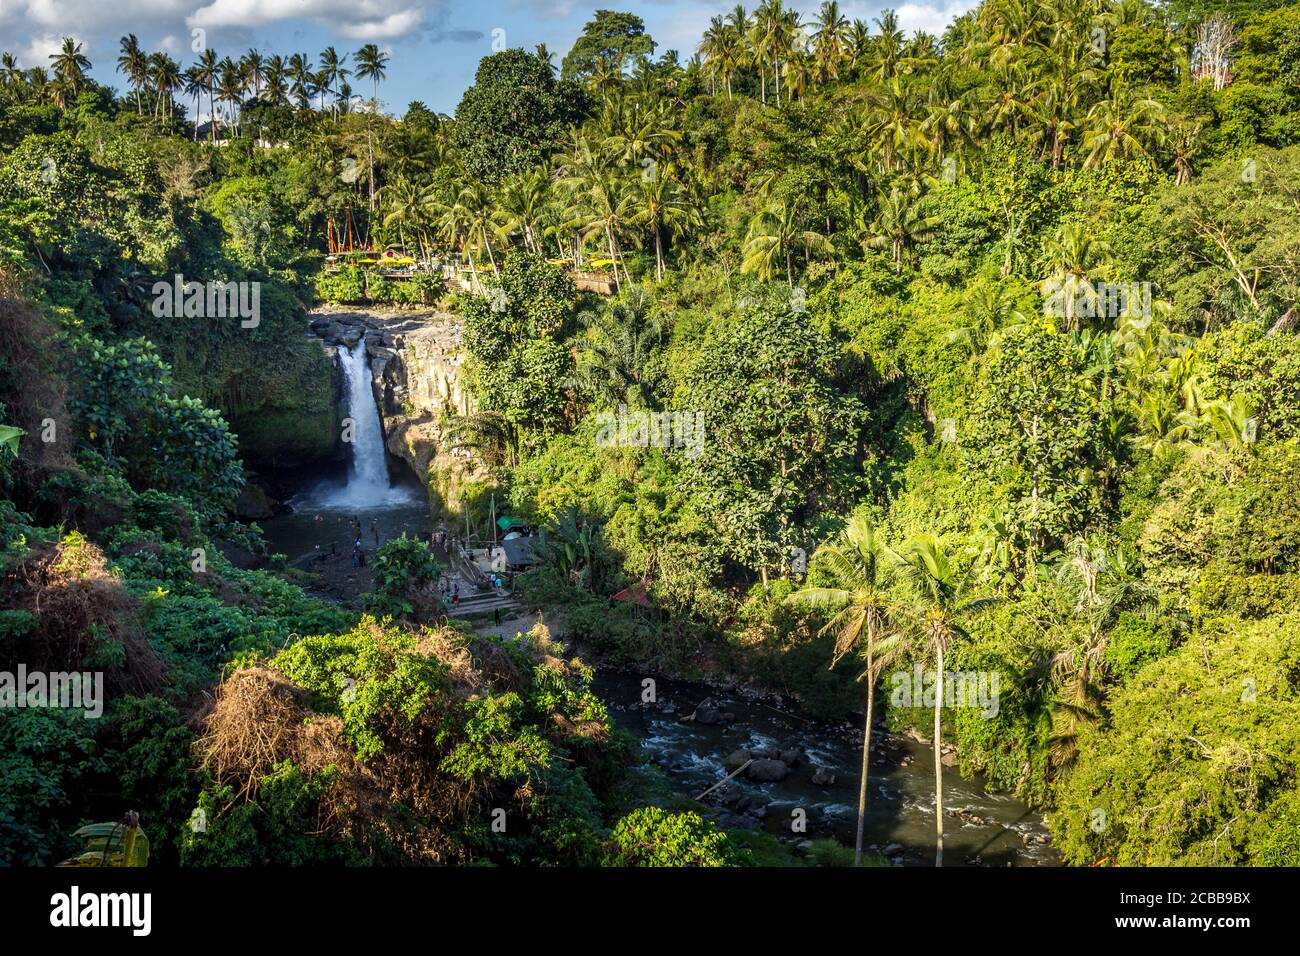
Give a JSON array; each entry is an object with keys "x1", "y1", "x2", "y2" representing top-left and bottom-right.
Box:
[
  {"x1": 605, "y1": 224, "x2": 622, "y2": 292},
  {"x1": 933, "y1": 645, "x2": 944, "y2": 867},
  {"x1": 854, "y1": 643, "x2": 875, "y2": 866},
  {"x1": 466, "y1": 248, "x2": 481, "y2": 294},
  {"x1": 367, "y1": 131, "x2": 375, "y2": 213}
]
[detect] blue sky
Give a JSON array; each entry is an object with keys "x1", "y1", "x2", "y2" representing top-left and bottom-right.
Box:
[{"x1": 0, "y1": 1, "x2": 977, "y2": 116}]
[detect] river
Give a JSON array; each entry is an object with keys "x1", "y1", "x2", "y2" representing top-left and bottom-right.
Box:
[{"x1": 595, "y1": 670, "x2": 1060, "y2": 866}]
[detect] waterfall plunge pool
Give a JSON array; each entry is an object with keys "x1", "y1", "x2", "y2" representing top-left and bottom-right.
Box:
[{"x1": 259, "y1": 335, "x2": 431, "y2": 566}]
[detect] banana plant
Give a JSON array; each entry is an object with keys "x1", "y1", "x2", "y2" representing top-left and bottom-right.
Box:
[
  {"x1": 0, "y1": 423, "x2": 22, "y2": 457},
  {"x1": 57, "y1": 814, "x2": 150, "y2": 867}
]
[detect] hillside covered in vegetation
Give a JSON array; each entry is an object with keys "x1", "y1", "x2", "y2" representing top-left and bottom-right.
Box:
[{"x1": 2, "y1": 0, "x2": 1299, "y2": 867}]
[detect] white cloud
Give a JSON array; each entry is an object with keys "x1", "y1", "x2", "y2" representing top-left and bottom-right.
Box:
[
  {"x1": 893, "y1": 1, "x2": 978, "y2": 36},
  {"x1": 16, "y1": 0, "x2": 191, "y2": 33},
  {"x1": 188, "y1": 0, "x2": 436, "y2": 41},
  {"x1": 337, "y1": 9, "x2": 425, "y2": 40},
  {"x1": 14, "y1": 34, "x2": 76, "y2": 69}
]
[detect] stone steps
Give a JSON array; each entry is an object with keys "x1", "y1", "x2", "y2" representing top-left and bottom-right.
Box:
[{"x1": 445, "y1": 589, "x2": 521, "y2": 619}]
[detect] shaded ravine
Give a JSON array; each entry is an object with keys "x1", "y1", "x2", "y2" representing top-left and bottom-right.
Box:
[
  {"x1": 255, "y1": 325, "x2": 1057, "y2": 865},
  {"x1": 594, "y1": 670, "x2": 1061, "y2": 866}
]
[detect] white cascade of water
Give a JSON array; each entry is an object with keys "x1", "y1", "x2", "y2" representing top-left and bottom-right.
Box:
[{"x1": 318, "y1": 336, "x2": 415, "y2": 508}]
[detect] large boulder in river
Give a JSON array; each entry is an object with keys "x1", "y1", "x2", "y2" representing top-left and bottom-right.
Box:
[
  {"x1": 692, "y1": 698, "x2": 721, "y2": 725},
  {"x1": 747, "y1": 758, "x2": 790, "y2": 782},
  {"x1": 725, "y1": 749, "x2": 752, "y2": 772},
  {"x1": 779, "y1": 748, "x2": 802, "y2": 767},
  {"x1": 714, "y1": 782, "x2": 750, "y2": 811}
]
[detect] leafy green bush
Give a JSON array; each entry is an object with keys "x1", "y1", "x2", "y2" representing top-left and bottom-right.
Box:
[
  {"x1": 0, "y1": 708, "x2": 106, "y2": 866},
  {"x1": 367, "y1": 533, "x2": 440, "y2": 619},
  {"x1": 1052, "y1": 613, "x2": 1300, "y2": 865},
  {"x1": 314, "y1": 266, "x2": 366, "y2": 304},
  {"x1": 604, "y1": 807, "x2": 750, "y2": 867},
  {"x1": 1104, "y1": 612, "x2": 1177, "y2": 680}
]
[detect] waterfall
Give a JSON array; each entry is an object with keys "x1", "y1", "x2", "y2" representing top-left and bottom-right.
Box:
[{"x1": 318, "y1": 335, "x2": 414, "y2": 508}]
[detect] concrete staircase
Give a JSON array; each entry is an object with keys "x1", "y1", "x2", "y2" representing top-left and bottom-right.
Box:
[{"x1": 446, "y1": 586, "x2": 520, "y2": 619}]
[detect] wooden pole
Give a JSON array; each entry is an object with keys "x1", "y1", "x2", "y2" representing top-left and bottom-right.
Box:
[{"x1": 694, "y1": 759, "x2": 753, "y2": 801}]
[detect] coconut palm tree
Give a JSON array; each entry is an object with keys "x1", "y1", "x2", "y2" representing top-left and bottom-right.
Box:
[
  {"x1": 864, "y1": 187, "x2": 938, "y2": 270},
  {"x1": 117, "y1": 35, "x2": 149, "y2": 114},
  {"x1": 785, "y1": 514, "x2": 903, "y2": 866},
  {"x1": 723, "y1": 5, "x2": 751, "y2": 98},
  {"x1": 263, "y1": 55, "x2": 289, "y2": 107},
  {"x1": 923, "y1": 93, "x2": 974, "y2": 166},
  {"x1": 312, "y1": 68, "x2": 331, "y2": 112},
  {"x1": 1081, "y1": 84, "x2": 1166, "y2": 169},
  {"x1": 848, "y1": 18, "x2": 871, "y2": 73},
  {"x1": 573, "y1": 286, "x2": 665, "y2": 409},
  {"x1": 287, "y1": 53, "x2": 313, "y2": 110},
  {"x1": 240, "y1": 49, "x2": 264, "y2": 99},
  {"x1": 629, "y1": 162, "x2": 700, "y2": 281},
  {"x1": 149, "y1": 53, "x2": 182, "y2": 124},
  {"x1": 1047, "y1": 542, "x2": 1153, "y2": 770},
  {"x1": 354, "y1": 43, "x2": 390, "y2": 104},
  {"x1": 182, "y1": 66, "x2": 207, "y2": 141},
  {"x1": 383, "y1": 177, "x2": 428, "y2": 257},
  {"x1": 0, "y1": 53, "x2": 21, "y2": 88},
  {"x1": 196, "y1": 48, "x2": 219, "y2": 140},
  {"x1": 447, "y1": 410, "x2": 522, "y2": 469},
  {"x1": 811, "y1": 1, "x2": 851, "y2": 83},
  {"x1": 742, "y1": 199, "x2": 831, "y2": 287},
  {"x1": 600, "y1": 96, "x2": 680, "y2": 167},
  {"x1": 431, "y1": 193, "x2": 477, "y2": 288},
  {"x1": 1201, "y1": 393, "x2": 1257, "y2": 448},
  {"x1": 560, "y1": 149, "x2": 634, "y2": 290},
  {"x1": 698, "y1": 16, "x2": 729, "y2": 95},
  {"x1": 784, "y1": 46, "x2": 815, "y2": 99},
  {"x1": 946, "y1": 280, "x2": 1026, "y2": 354},
  {"x1": 535, "y1": 44, "x2": 557, "y2": 77},
  {"x1": 868, "y1": 10, "x2": 904, "y2": 82},
  {"x1": 750, "y1": 0, "x2": 785, "y2": 104},
  {"x1": 455, "y1": 182, "x2": 500, "y2": 275},
  {"x1": 319, "y1": 47, "x2": 349, "y2": 115},
  {"x1": 214, "y1": 59, "x2": 244, "y2": 134},
  {"x1": 496, "y1": 168, "x2": 552, "y2": 255},
  {"x1": 49, "y1": 37, "x2": 91, "y2": 98},
  {"x1": 895, "y1": 534, "x2": 998, "y2": 867},
  {"x1": 1041, "y1": 222, "x2": 1112, "y2": 330},
  {"x1": 864, "y1": 77, "x2": 930, "y2": 173}
]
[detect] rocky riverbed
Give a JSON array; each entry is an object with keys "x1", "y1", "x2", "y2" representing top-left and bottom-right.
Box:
[{"x1": 595, "y1": 670, "x2": 1061, "y2": 866}]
